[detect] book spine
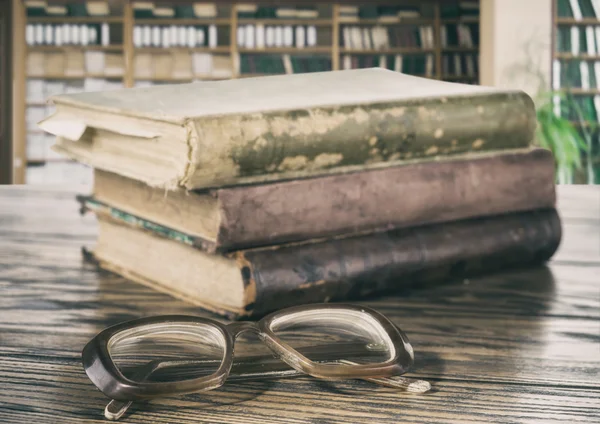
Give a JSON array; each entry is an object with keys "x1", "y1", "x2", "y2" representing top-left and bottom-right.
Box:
[
  {"x1": 186, "y1": 91, "x2": 537, "y2": 189},
  {"x1": 214, "y1": 148, "x2": 556, "y2": 252},
  {"x1": 237, "y1": 208, "x2": 561, "y2": 317}
]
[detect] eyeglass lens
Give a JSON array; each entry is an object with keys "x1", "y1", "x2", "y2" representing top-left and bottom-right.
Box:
[
  {"x1": 108, "y1": 322, "x2": 226, "y2": 383},
  {"x1": 269, "y1": 309, "x2": 395, "y2": 365}
]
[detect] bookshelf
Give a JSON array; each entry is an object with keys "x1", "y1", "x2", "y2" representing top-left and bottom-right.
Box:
[
  {"x1": 552, "y1": 0, "x2": 600, "y2": 183},
  {"x1": 14, "y1": 0, "x2": 481, "y2": 183}
]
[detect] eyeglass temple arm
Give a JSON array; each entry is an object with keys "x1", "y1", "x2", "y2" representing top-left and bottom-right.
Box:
[{"x1": 104, "y1": 344, "x2": 430, "y2": 421}]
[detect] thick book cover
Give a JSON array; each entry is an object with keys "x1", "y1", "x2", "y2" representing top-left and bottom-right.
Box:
[
  {"x1": 87, "y1": 207, "x2": 562, "y2": 319},
  {"x1": 82, "y1": 147, "x2": 556, "y2": 253},
  {"x1": 39, "y1": 68, "x2": 536, "y2": 190}
]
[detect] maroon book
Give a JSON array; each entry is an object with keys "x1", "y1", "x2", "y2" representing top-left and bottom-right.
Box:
[{"x1": 85, "y1": 147, "x2": 556, "y2": 254}]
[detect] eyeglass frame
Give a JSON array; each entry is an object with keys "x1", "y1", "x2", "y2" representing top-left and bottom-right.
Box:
[{"x1": 82, "y1": 303, "x2": 415, "y2": 403}]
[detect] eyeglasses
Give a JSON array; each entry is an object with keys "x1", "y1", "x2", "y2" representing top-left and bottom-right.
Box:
[{"x1": 82, "y1": 304, "x2": 430, "y2": 420}]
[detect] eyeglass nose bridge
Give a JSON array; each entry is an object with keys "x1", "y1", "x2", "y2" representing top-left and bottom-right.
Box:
[{"x1": 226, "y1": 321, "x2": 261, "y2": 338}]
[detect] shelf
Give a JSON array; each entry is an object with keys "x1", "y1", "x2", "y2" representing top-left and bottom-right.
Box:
[
  {"x1": 27, "y1": 158, "x2": 68, "y2": 166},
  {"x1": 556, "y1": 53, "x2": 600, "y2": 60},
  {"x1": 238, "y1": 73, "x2": 285, "y2": 78},
  {"x1": 134, "y1": 18, "x2": 230, "y2": 25},
  {"x1": 27, "y1": 45, "x2": 124, "y2": 51},
  {"x1": 28, "y1": 16, "x2": 123, "y2": 23},
  {"x1": 26, "y1": 102, "x2": 48, "y2": 107},
  {"x1": 238, "y1": 47, "x2": 331, "y2": 53},
  {"x1": 443, "y1": 75, "x2": 478, "y2": 80},
  {"x1": 442, "y1": 46, "x2": 478, "y2": 52},
  {"x1": 338, "y1": 18, "x2": 434, "y2": 25},
  {"x1": 441, "y1": 17, "x2": 479, "y2": 24},
  {"x1": 134, "y1": 75, "x2": 230, "y2": 82},
  {"x1": 556, "y1": 17, "x2": 600, "y2": 25},
  {"x1": 561, "y1": 88, "x2": 600, "y2": 95},
  {"x1": 237, "y1": 19, "x2": 332, "y2": 26},
  {"x1": 570, "y1": 120, "x2": 600, "y2": 127},
  {"x1": 28, "y1": 73, "x2": 124, "y2": 80},
  {"x1": 340, "y1": 48, "x2": 434, "y2": 54},
  {"x1": 135, "y1": 46, "x2": 231, "y2": 53}
]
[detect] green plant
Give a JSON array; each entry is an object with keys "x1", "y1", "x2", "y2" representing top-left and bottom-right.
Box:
[
  {"x1": 534, "y1": 90, "x2": 591, "y2": 184},
  {"x1": 503, "y1": 37, "x2": 596, "y2": 184}
]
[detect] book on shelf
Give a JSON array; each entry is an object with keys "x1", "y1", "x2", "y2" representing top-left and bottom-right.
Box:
[
  {"x1": 64, "y1": 51, "x2": 85, "y2": 77},
  {"x1": 442, "y1": 53, "x2": 478, "y2": 79},
  {"x1": 25, "y1": 23, "x2": 112, "y2": 46},
  {"x1": 84, "y1": 207, "x2": 561, "y2": 318},
  {"x1": 133, "y1": 23, "x2": 219, "y2": 48},
  {"x1": 45, "y1": 51, "x2": 66, "y2": 75},
  {"x1": 25, "y1": 0, "x2": 113, "y2": 17},
  {"x1": 46, "y1": 5, "x2": 67, "y2": 16},
  {"x1": 172, "y1": 51, "x2": 193, "y2": 79},
  {"x1": 86, "y1": 1, "x2": 110, "y2": 16},
  {"x1": 275, "y1": 6, "x2": 318, "y2": 19},
  {"x1": 237, "y1": 54, "x2": 331, "y2": 75},
  {"x1": 236, "y1": 4, "x2": 319, "y2": 19},
  {"x1": 152, "y1": 52, "x2": 173, "y2": 79},
  {"x1": 26, "y1": 52, "x2": 45, "y2": 77},
  {"x1": 24, "y1": 0, "x2": 47, "y2": 17},
  {"x1": 131, "y1": 51, "x2": 232, "y2": 80},
  {"x1": 441, "y1": 23, "x2": 479, "y2": 48},
  {"x1": 104, "y1": 53, "x2": 124, "y2": 77},
  {"x1": 132, "y1": 1, "x2": 154, "y2": 18},
  {"x1": 192, "y1": 53, "x2": 233, "y2": 77},
  {"x1": 82, "y1": 147, "x2": 555, "y2": 254},
  {"x1": 238, "y1": 23, "x2": 322, "y2": 49},
  {"x1": 339, "y1": 5, "x2": 359, "y2": 21},
  {"x1": 39, "y1": 69, "x2": 537, "y2": 191},
  {"x1": 440, "y1": 1, "x2": 480, "y2": 18},
  {"x1": 340, "y1": 25, "x2": 434, "y2": 50},
  {"x1": 341, "y1": 54, "x2": 434, "y2": 77},
  {"x1": 193, "y1": 3, "x2": 218, "y2": 19},
  {"x1": 236, "y1": 4, "x2": 258, "y2": 18},
  {"x1": 153, "y1": 6, "x2": 175, "y2": 19}
]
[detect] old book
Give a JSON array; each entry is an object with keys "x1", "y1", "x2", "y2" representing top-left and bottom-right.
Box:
[
  {"x1": 88, "y1": 208, "x2": 562, "y2": 319},
  {"x1": 81, "y1": 147, "x2": 556, "y2": 253},
  {"x1": 40, "y1": 68, "x2": 536, "y2": 190}
]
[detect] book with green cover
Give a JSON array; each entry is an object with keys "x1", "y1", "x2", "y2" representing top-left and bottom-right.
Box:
[
  {"x1": 40, "y1": 68, "x2": 536, "y2": 191},
  {"x1": 24, "y1": 1, "x2": 47, "y2": 17}
]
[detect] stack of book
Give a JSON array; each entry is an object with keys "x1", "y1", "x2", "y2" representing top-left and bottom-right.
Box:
[{"x1": 39, "y1": 68, "x2": 561, "y2": 319}]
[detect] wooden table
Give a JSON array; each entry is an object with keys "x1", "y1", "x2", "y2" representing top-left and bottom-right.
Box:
[{"x1": 1, "y1": 185, "x2": 599, "y2": 423}]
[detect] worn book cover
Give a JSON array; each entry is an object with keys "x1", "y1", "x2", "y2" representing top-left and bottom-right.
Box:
[
  {"x1": 86, "y1": 207, "x2": 562, "y2": 319},
  {"x1": 83, "y1": 147, "x2": 556, "y2": 253},
  {"x1": 40, "y1": 68, "x2": 536, "y2": 190}
]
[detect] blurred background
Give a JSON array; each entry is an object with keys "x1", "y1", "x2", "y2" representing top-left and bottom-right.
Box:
[{"x1": 0, "y1": 0, "x2": 597, "y2": 186}]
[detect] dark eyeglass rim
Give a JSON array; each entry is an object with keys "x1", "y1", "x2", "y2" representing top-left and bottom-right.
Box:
[{"x1": 82, "y1": 303, "x2": 414, "y2": 402}]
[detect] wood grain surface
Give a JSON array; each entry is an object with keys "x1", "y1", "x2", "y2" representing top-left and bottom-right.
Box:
[{"x1": 0, "y1": 185, "x2": 599, "y2": 423}]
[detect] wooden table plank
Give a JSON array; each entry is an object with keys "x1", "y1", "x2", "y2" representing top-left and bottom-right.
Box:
[{"x1": 0, "y1": 185, "x2": 599, "y2": 423}]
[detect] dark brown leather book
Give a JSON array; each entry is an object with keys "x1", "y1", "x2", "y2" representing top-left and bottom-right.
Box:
[
  {"x1": 88, "y1": 208, "x2": 561, "y2": 319},
  {"x1": 85, "y1": 147, "x2": 556, "y2": 253}
]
